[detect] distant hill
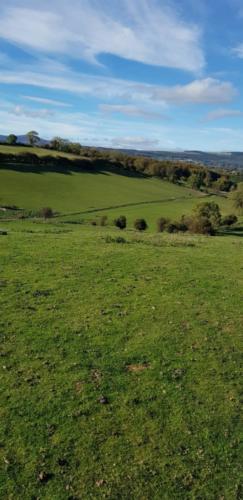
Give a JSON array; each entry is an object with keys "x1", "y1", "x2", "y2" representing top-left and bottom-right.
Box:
[
  {"x1": 0, "y1": 134, "x2": 48, "y2": 146},
  {"x1": 98, "y1": 147, "x2": 243, "y2": 171},
  {"x1": 1, "y1": 134, "x2": 243, "y2": 170}
]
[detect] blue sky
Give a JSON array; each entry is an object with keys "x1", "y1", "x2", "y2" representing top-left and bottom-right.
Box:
[{"x1": 1, "y1": 0, "x2": 243, "y2": 150}]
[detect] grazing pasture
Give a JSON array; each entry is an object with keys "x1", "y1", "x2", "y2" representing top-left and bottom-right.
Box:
[
  {"x1": 0, "y1": 222, "x2": 242, "y2": 498},
  {"x1": 0, "y1": 146, "x2": 233, "y2": 229},
  {"x1": 0, "y1": 146, "x2": 242, "y2": 498}
]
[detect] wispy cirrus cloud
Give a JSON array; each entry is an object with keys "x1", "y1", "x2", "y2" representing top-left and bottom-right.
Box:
[
  {"x1": 0, "y1": 64, "x2": 236, "y2": 106},
  {"x1": 22, "y1": 95, "x2": 71, "y2": 107},
  {"x1": 99, "y1": 104, "x2": 169, "y2": 120},
  {"x1": 111, "y1": 136, "x2": 160, "y2": 150},
  {"x1": 0, "y1": 0, "x2": 204, "y2": 72},
  {"x1": 10, "y1": 105, "x2": 55, "y2": 119}
]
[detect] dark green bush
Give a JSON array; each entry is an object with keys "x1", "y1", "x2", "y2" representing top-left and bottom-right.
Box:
[
  {"x1": 134, "y1": 218, "x2": 148, "y2": 231},
  {"x1": 221, "y1": 214, "x2": 238, "y2": 226},
  {"x1": 165, "y1": 222, "x2": 179, "y2": 234},
  {"x1": 114, "y1": 216, "x2": 127, "y2": 230}
]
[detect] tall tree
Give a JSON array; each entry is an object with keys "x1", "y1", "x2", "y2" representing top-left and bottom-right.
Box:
[
  {"x1": 6, "y1": 134, "x2": 18, "y2": 145},
  {"x1": 27, "y1": 131, "x2": 40, "y2": 147}
]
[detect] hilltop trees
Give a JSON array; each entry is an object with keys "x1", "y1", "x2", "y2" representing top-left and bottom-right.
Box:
[
  {"x1": 7, "y1": 134, "x2": 17, "y2": 145},
  {"x1": 49, "y1": 137, "x2": 81, "y2": 155},
  {"x1": 27, "y1": 131, "x2": 40, "y2": 147},
  {"x1": 49, "y1": 137, "x2": 65, "y2": 151}
]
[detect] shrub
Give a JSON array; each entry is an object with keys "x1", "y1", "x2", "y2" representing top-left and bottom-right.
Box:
[
  {"x1": 232, "y1": 184, "x2": 243, "y2": 213},
  {"x1": 114, "y1": 215, "x2": 127, "y2": 230},
  {"x1": 134, "y1": 218, "x2": 148, "y2": 231},
  {"x1": 216, "y1": 177, "x2": 236, "y2": 192},
  {"x1": 194, "y1": 202, "x2": 221, "y2": 228},
  {"x1": 157, "y1": 217, "x2": 170, "y2": 232},
  {"x1": 40, "y1": 207, "x2": 54, "y2": 219},
  {"x1": 115, "y1": 236, "x2": 126, "y2": 244},
  {"x1": 165, "y1": 222, "x2": 179, "y2": 234},
  {"x1": 105, "y1": 235, "x2": 126, "y2": 244},
  {"x1": 177, "y1": 217, "x2": 189, "y2": 233},
  {"x1": 100, "y1": 215, "x2": 108, "y2": 226},
  {"x1": 221, "y1": 214, "x2": 238, "y2": 226},
  {"x1": 188, "y1": 216, "x2": 215, "y2": 235}
]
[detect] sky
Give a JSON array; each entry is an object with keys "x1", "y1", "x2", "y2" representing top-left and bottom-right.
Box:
[{"x1": 1, "y1": 0, "x2": 243, "y2": 151}]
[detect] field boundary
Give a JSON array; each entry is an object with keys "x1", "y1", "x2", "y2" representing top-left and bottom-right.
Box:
[{"x1": 57, "y1": 194, "x2": 209, "y2": 219}]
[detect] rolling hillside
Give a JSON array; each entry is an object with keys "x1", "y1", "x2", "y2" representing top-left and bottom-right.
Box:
[
  {"x1": 0, "y1": 146, "x2": 234, "y2": 229},
  {"x1": 0, "y1": 145, "x2": 242, "y2": 499}
]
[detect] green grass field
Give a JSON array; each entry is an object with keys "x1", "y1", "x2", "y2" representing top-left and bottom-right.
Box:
[
  {"x1": 0, "y1": 145, "x2": 234, "y2": 230},
  {"x1": 0, "y1": 147, "x2": 242, "y2": 498},
  {"x1": 0, "y1": 222, "x2": 242, "y2": 499}
]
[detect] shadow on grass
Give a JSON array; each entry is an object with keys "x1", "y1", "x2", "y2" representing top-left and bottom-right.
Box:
[
  {"x1": 0, "y1": 155, "x2": 148, "y2": 179},
  {"x1": 218, "y1": 226, "x2": 243, "y2": 237}
]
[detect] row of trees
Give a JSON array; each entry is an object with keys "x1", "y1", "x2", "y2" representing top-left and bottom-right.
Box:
[
  {"x1": 3, "y1": 131, "x2": 238, "y2": 192},
  {"x1": 93, "y1": 198, "x2": 240, "y2": 236},
  {"x1": 46, "y1": 136, "x2": 236, "y2": 192},
  {"x1": 6, "y1": 131, "x2": 40, "y2": 146}
]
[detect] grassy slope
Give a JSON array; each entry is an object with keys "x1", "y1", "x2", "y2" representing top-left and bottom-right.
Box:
[
  {"x1": 0, "y1": 144, "x2": 234, "y2": 228},
  {"x1": 0, "y1": 166, "x2": 200, "y2": 213},
  {"x1": 0, "y1": 221, "x2": 242, "y2": 499}
]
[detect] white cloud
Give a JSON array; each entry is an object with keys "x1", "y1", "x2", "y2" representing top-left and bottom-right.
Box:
[
  {"x1": 99, "y1": 104, "x2": 169, "y2": 120},
  {"x1": 203, "y1": 108, "x2": 243, "y2": 122},
  {"x1": 151, "y1": 78, "x2": 237, "y2": 104},
  {"x1": 232, "y1": 43, "x2": 243, "y2": 58},
  {"x1": 111, "y1": 136, "x2": 160, "y2": 150},
  {"x1": 0, "y1": 1, "x2": 204, "y2": 72},
  {"x1": 0, "y1": 66, "x2": 236, "y2": 106},
  {"x1": 10, "y1": 105, "x2": 55, "y2": 119},
  {"x1": 22, "y1": 96, "x2": 71, "y2": 107}
]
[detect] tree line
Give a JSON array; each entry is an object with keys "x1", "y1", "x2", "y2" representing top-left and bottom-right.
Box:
[{"x1": 2, "y1": 132, "x2": 237, "y2": 193}]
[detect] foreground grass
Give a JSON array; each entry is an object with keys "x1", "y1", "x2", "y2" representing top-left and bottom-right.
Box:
[{"x1": 0, "y1": 221, "x2": 242, "y2": 499}]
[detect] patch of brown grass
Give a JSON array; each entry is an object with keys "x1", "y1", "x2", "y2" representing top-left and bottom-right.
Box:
[{"x1": 127, "y1": 363, "x2": 150, "y2": 373}]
